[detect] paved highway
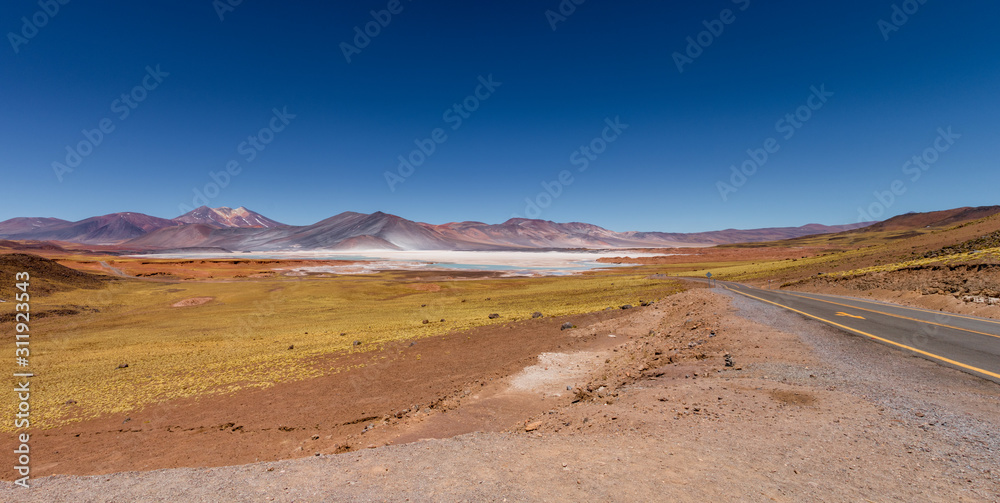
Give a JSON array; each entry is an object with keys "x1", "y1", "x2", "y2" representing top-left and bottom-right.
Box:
[{"x1": 697, "y1": 279, "x2": 1000, "y2": 383}]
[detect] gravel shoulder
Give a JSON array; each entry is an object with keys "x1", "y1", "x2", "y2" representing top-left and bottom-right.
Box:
[{"x1": 5, "y1": 287, "x2": 999, "y2": 502}]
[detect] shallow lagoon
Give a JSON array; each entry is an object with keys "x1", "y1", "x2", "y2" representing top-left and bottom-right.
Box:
[{"x1": 133, "y1": 249, "x2": 666, "y2": 276}]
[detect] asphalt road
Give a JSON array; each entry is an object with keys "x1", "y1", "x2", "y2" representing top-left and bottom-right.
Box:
[{"x1": 696, "y1": 279, "x2": 1000, "y2": 384}]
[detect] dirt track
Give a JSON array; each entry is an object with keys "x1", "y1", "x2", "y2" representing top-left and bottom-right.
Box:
[{"x1": 5, "y1": 286, "x2": 1000, "y2": 501}]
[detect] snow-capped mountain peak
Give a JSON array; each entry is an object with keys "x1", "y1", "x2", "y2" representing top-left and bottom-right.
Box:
[{"x1": 173, "y1": 206, "x2": 285, "y2": 228}]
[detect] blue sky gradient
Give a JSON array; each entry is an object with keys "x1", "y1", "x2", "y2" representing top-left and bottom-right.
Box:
[{"x1": 2, "y1": 0, "x2": 998, "y2": 232}]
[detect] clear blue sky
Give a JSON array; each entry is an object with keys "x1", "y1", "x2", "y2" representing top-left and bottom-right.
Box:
[{"x1": 2, "y1": 0, "x2": 998, "y2": 232}]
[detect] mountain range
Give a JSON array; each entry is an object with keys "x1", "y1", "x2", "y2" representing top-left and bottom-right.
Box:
[
  {"x1": 0, "y1": 207, "x2": 873, "y2": 251},
  {"x1": 0, "y1": 207, "x2": 280, "y2": 245}
]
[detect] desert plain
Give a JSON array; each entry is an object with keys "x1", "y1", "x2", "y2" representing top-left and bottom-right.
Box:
[{"x1": 2, "y1": 206, "x2": 1000, "y2": 501}]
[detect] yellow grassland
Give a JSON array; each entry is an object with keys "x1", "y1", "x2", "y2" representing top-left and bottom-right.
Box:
[{"x1": 1, "y1": 271, "x2": 681, "y2": 430}]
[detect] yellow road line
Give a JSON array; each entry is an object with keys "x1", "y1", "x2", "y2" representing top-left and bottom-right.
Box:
[
  {"x1": 723, "y1": 286, "x2": 1000, "y2": 381},
  {"x1": 835, "y1": 312, "x2": 865, "y2": 319},
  {"x1": 770, "y1": 289, "x2": 1000, "y2": 341},
  {"x1": 782, "y1": 290, "x2": 1000, "y2": 327}
]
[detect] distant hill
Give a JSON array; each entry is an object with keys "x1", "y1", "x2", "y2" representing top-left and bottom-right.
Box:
[
  {"x1": 0, "y1": 217, "x2": 69, "y2": 235},
  {"x1": 430, "y1": 219, "x2": 871, "y2": 249},
  {"x1": 0, "y1": 240, "x2": 67, "y2": 253},
  {"x1": 0, "y1": 207, "x2": 282, "y2": 245},
  {"x1": 0, "y1": 253, "x2": 112, "y2": 299},
  {"x1": 724, "y1": 205, "x2": 1000, "y2": 252},
  {"x1": 1, "y1": 207, "x2": 878, "y2": 251},
  {"x1": 859, "y1": 206, "x2": 1000, "y2": 233},
  {"x1": 0, "y1": 212, "x2": 179, "y2": 244}
]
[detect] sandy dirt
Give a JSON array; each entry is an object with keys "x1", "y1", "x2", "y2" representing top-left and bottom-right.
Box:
[{"x1": 5, "y1": 285, "x2": 999, "y2": 501}]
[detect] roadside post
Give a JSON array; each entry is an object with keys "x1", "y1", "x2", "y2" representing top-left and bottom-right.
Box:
[{"x1": 706, "y1": 272, "x2": 713, "y2": 287}]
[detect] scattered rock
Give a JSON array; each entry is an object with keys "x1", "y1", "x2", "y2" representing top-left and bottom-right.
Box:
[
  {"x1": 724, "y1": 353, "x2": 734, "y2": 367},
  {"x1": 525, "y1": 421, "x2": 542, "y2": 432},
  {"x1": 288, "y1": 345, "x2": 294, "y2": 350},
  {"x1": 532, "y1": 311, "x2": 543, "y2": 318},
  {"x1": 116, "y1": 363, "x2": 129, "y2": 369},
  {"x1": 488, "y1": 313, "x2": 500, "y2": 319},
  {"x1": 353, "y1": 341, "x2": 361, "y2": 346},
  {"x1": 561, "y1": 322, "x2": 574, "y2": 330},
  {"x1": 422, "y1": 319, "x2": 429, "y2": 324},
  {"x1": 620, "y1": 304, "x2": 633, "y2": 310}
]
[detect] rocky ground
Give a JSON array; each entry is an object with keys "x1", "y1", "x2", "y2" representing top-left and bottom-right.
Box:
[{"x1": 4, "y1": 285, "x2": 999, "y2": 501}]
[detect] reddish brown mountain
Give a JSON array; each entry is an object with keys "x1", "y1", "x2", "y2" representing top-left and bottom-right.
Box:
[
  {"x1": 27, "y1": 206, "x2": 992, "y2": 252},
  {"x1": 859, "y1": 206, "x2": 1000, "y2": 232},
  {"x1": 173, "y1": 206, "x2": 285, "y2": 228},
  {"x1": 122, "y1": 211, "x2": 875, "y2": 252},
  {"x1": 0, "y1": 213, "x2": 179, "y2": 245},
  {"x1": 430, "y1": 219, "x2": 872, "y2": 248},
  {"x1": 0, "y1": 217, "x2": 69, "y2": 235}
]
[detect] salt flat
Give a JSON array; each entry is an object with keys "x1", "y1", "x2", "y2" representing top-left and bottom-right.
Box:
[{"x1": 137, "y1": 249, "x2": 675, "y2": 275}]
